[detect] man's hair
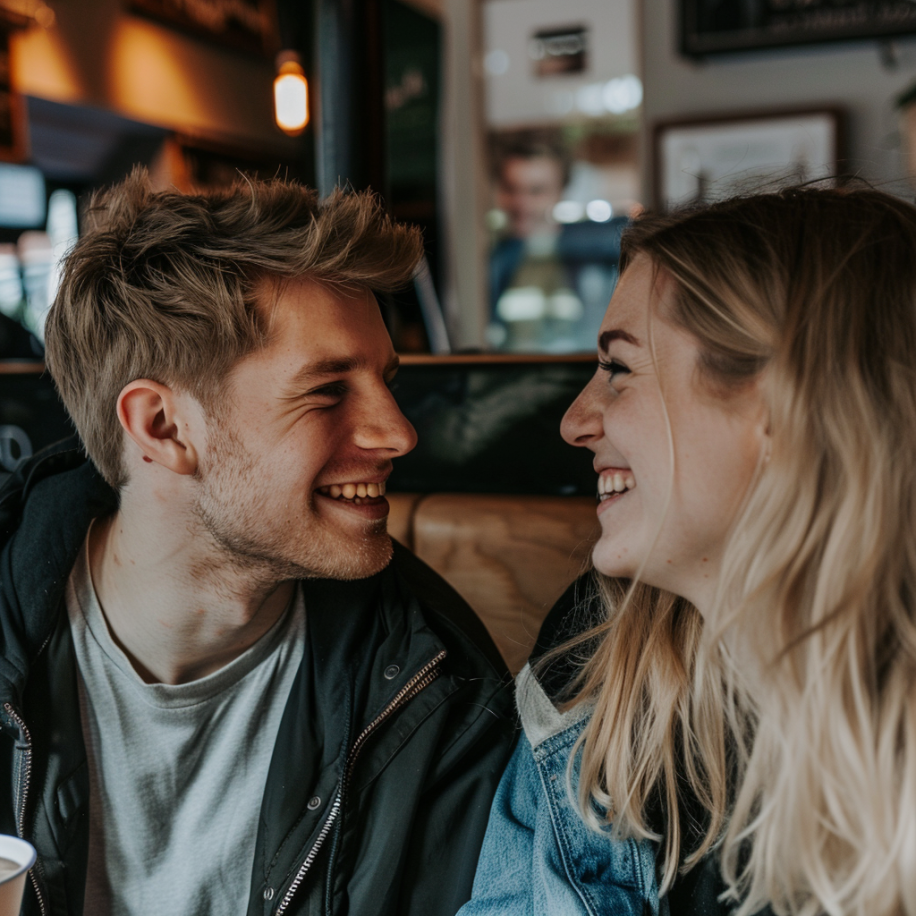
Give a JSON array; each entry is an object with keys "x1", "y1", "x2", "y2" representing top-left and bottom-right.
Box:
[
  {"x1": 44, "y1": 168, "x2": 424, "y2": 488},
  {"x1": 493, "y1": 135, "x2": 570, "y2": 187}
]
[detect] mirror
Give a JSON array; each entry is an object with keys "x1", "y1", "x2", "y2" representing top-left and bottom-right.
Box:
[{"x1": 480, "y1": 0, "x2": 642, "y2": 353}]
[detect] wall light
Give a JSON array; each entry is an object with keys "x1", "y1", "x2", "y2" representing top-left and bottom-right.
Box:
[{"x1": 274, "y1": 51, "x2": 309, "y2": 135}]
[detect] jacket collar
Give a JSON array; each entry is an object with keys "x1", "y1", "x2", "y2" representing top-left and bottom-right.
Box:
[{"x1": 0, "y1": 436, "x2": 116, "y2": 706}]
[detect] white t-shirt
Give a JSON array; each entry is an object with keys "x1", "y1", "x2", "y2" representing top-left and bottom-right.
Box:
[{"x1": 66, "y1": 535, "x2": 306, "y2": 916}]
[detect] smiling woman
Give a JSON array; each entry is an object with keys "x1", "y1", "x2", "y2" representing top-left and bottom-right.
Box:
[
  {"x1": 561, "y1": 256, "x2": 767, "y2": 608},
  {"x1": 460, "y1": 186, "x2": 916, "y2": 916}
]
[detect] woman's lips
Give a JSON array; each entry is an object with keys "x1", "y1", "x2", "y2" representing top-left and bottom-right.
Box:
[{"x1": 595, "y1": 468, "x2": 635, "y2": 516}]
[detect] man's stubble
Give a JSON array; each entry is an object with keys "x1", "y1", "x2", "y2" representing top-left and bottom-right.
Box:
[{"x1": 191, "y1": 423, "x2": 393, "y2": 583}]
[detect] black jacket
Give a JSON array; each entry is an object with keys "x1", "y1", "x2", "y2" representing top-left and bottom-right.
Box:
[{"x1": 0, "y1": 438, "x2": 516, "y2": 916}]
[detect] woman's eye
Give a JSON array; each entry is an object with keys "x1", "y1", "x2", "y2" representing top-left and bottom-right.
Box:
[{"x1": 598, "y1": 358, "x2": 630, "y2": 380}]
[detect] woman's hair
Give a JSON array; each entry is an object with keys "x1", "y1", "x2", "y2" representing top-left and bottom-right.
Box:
[{"x1": 562, "y1": 186, "x2": 916, "y2": 915}]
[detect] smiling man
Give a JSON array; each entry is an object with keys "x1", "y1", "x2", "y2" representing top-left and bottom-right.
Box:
[{"x1": 0, "y1": 171, "x2": 513, "y2": 916}]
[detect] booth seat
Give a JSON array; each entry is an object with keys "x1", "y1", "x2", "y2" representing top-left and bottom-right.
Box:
[{"x1": 389, "y1": 492, "x2": 597, "y2": 675}]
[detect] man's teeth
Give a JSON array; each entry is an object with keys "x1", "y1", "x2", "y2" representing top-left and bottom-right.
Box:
[
  {"x1": 318, "y1": 481, "x2": 386, "y2": 500},
  {"x1": 597, "y1": 471, "x2": 635, "y2": 500}
]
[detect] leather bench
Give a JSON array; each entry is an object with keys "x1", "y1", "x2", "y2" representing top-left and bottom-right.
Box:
[{"x1": 390, "y1": 493, "x2": 597, "y2": 674}]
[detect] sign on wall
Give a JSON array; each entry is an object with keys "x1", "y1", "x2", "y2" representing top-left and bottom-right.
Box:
[{"x1": 681, "y1": 0, "x2": 916, "y2": 57}]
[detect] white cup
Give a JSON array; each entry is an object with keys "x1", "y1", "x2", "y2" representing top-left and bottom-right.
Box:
[{"x1": 0, "y1": 836, "x2": 36, "y2": 916}]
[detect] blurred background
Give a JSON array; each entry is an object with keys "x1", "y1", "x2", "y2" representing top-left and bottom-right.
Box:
[
  {"x1": 2, "y1": 0, "x2": 916, "y2": 362},
  {"x1": 3, "y1": 0, "x2": 916, "y2": 475}
]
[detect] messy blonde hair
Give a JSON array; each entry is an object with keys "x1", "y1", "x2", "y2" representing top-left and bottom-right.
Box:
[
  {"x1": 44, "y1": 168, "x2": 423, "y2": 488},
  {"x1": 565, "y1": 187, "x2": 916, "y2": 915}
]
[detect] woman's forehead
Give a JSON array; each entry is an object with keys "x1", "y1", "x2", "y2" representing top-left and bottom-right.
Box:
[{"x1": 601, "y1": 257, "x2": 673, "y2": 335}]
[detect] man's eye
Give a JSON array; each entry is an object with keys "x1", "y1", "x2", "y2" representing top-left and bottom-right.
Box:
[
  {"x1": 313, "y1": 382, "x2": 347, "y2": 399},
  {"x1": 598, "y1": 358, "x2": 630, "y2": 380}
]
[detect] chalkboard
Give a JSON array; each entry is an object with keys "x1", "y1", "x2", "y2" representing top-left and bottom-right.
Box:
[{"x1": 681, "y1": 0, "x2": 916, "y2": 57}]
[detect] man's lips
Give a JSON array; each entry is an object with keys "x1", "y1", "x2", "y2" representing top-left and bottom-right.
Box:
[
  {"x1": 316, "y1": 480, "x2": 387, "y2": 501},
  {"x1": 314, "y1": 478, "x2": 390, "y2": 521}
]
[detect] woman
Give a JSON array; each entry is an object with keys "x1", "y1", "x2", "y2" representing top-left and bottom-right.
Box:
[{"x1": 459, "y1": 187, "x2": 916, "y2": 916}]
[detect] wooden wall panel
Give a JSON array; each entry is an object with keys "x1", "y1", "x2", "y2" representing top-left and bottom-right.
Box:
[
  {"x1": 387, "y1": 492, "x2": 424, "y2": 550},
  {"x1": 411, "y1": 494, "x2": 598, "y2": 674}
]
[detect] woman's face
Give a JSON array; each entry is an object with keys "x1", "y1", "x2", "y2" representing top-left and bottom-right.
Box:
[{"x1": 561, "y1": 255, "x2": 767, "y2": 612}]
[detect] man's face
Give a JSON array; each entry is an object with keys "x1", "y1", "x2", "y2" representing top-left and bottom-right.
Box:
[
  {"x1": 496, "y1": 156, "x2": 565, "y2": 238},
  {"x1": 192, "y1": 278, "x2": 417, "y2": 581}
]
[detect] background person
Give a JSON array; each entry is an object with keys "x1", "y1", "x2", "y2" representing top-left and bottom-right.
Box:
[
  {"x1": 461, "y1": 185, "x2": 916, "y2": 916},
  {"x1": 489, "y1": 139, "x2": 623, "y2": 353},
  {"x1": 0, "y1": 170, "x2": 514, "y2": 916}
]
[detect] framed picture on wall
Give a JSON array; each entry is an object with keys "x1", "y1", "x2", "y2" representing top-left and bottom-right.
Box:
[
  {"x1": 128, "y1": 0, "x2": 279, "y2": 56},
  {"x1": 653, "y1": 108, "x2": 843, "y2": 211},
  {"x1": 680, "y1": 0, "x2": 916, "y2": 57}
]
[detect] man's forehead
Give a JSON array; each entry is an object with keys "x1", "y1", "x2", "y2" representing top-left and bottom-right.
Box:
[
  {"x1": 253, "y1": 278, "x2": 387, "y2": 355},
  {"x1": 255, "y1": 275, "x2": 374, "y2": 320}
]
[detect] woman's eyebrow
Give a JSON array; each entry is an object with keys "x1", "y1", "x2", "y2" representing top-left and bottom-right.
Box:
[{"x1": 598, "y1": 329, "x2": 640, "y2": 353}]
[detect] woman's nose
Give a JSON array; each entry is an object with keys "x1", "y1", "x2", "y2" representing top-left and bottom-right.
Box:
[{"x1": 560, "y1": 379, "x2": 603, "y2": 449}]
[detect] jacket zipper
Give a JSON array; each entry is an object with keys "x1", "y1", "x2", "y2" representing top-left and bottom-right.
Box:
[
  {"x1": 3, "y1": 702, "x2": 48, "y2": 916},
  {"x1": 274, "y1": 650, "x2": 447, "y2": 915}
]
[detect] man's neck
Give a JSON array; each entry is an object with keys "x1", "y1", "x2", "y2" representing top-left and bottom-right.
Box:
[{"x1": 88, "y1": 507, "x2": 295, "y2": 686}]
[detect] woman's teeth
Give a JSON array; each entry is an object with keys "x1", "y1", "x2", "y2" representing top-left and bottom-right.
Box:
[
  {"x1": 597, "y1": 471, "x2": 635, "y2": 501},
  {"x1": 317, "y1": 481, "x2": 386, "y2": 501}
]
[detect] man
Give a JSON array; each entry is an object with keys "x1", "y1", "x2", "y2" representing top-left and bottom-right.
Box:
[
  {"x1": 488, "y1": 139, "x2": 625, "y2": 353},
  {"x1": 0, "y1": 170, "x2": 514, "y2": 916}
]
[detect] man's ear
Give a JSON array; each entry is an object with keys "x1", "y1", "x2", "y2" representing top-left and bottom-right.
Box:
[{"x1": 117, "y1": 380, "x2": 200, "y2": 476}]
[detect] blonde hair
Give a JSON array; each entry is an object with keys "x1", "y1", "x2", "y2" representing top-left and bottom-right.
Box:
[
  {"x1": 563, "y1": 187, "x2": 916, "y2": 915},
  {"x1": 44, "y1": 168, "x2": 423, "y2": 488}
]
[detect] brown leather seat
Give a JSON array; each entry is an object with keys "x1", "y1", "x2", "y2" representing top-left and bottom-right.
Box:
[{"x1": 390, "y1": 493, "x2": 597, "y2": 674}]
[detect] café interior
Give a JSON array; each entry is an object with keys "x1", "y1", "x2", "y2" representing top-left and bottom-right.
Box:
[{"x1": 2, "y1": 0, "x2": 916, "y2": 671}]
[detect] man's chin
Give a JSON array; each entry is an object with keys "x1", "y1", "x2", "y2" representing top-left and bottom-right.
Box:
[{"x1": 302, "y1": 528, "x2": 394, "y2": 582}]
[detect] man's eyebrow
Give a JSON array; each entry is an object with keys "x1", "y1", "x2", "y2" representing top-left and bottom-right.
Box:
[
  {"x1": 598, "y1": 329, "x2": 640, "y2": 352},
  {"x1": 290, "y1": 357, "x2": 361, "y2": 386},
  {"x1": 288, "y1": 354, "x2": 400, "y2": 387}
]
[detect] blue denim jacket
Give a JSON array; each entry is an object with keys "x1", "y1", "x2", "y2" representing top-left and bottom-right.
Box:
[{"x1": 458, "y1": 666, "x2": 662, "y2": 916}]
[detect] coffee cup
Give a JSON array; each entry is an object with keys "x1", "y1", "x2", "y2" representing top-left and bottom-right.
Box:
[{"x1": 0, "y1": 836, "x2": 36, "y2": 916}]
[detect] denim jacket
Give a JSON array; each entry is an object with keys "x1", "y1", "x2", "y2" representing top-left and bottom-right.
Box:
[{"x1": 458, "y1": 665, "x2": 663, "y2": 916}]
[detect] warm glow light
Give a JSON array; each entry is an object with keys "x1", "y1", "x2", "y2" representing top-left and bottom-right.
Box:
[{"x1": 274, "y1": 57, "x2": 308, "y2": 135}]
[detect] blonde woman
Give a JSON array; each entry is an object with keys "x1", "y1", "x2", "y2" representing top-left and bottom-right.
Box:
[{"x1": 459, "y1": 186, "x2": 916, "y2": 916}]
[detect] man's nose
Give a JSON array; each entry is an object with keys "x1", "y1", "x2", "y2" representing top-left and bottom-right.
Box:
[{"x1": 354, "y1": 387, "x2": 418, "y2": 457}]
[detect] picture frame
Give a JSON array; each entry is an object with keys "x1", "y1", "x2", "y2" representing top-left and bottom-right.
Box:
[
  {"x1": 680, "y1": 0, "x2": 916, "y2": 58},
  {"x1": 128, "y1": 0, "x2": 279, "y2": 56},
  {"x1": 653, "y1": 108, "x2": 844, "y2": 211}
]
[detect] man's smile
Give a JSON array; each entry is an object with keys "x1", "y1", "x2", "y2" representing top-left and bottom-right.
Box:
[{"x1": 317, "y1": 480, "x2": 387, "y2": 501}]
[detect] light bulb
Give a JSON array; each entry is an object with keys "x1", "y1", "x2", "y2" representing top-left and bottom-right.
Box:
[{"x1": 274, "y1": 56, "x2": 309, "y2": 135}]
